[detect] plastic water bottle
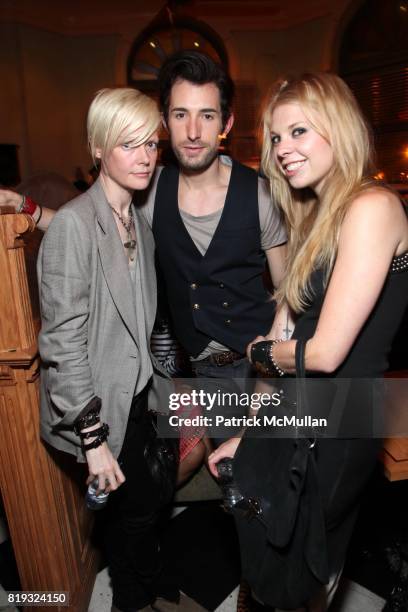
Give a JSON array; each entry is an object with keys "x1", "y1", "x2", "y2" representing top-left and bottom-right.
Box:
[
  {"x1": 216, "y1": 458, "x2": 245, "y2": 513},
  {"x1": 85, "y1": 478, "x2": 109, "y2": 510},
  {"x1": 217, "y1": 458, "x2": 262, "y2": 520}
]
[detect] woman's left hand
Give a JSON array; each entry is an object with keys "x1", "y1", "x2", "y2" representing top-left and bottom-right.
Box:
[
  {"x1": 85, "y1": 442, "x2": 126, "y2": 493},
  {"x1": 208, "y1": 437, "x2": 241, "y2": 478}
]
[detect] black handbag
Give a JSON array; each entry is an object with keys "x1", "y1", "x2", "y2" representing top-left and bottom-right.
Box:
[
  {"x1": 144, "y1": 410, "x2": 179, "y2": 505},
  {"x1": 232, "y1": 338, "x2": 330, "y2": 610}
]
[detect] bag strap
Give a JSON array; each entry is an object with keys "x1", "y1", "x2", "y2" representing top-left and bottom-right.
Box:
[
  {"x1": 295, "y1": 338, "x2": 316, "y2": 446},
  {"x1": 295, "y1": 338, "x2": 306, "y2": 418},
  {"x1": 295, "y1": 337, "x2": 306, "y2": 379}
]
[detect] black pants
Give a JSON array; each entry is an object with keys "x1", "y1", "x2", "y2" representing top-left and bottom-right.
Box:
[{"x1": 104, "y1": 388, "x2": 179, "y2": 611}]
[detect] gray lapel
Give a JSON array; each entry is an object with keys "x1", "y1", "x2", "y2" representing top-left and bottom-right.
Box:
[
  {"x1": 133, "y1": 207, "x2": 157, "y2": 338},
  {"x1": 88, "y1": 179, "x2": 138, "y2": 344}
]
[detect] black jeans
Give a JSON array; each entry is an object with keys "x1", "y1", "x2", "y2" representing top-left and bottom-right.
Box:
[
  {"x1": 104, "y1": 388, "x2": 179, "y2": 611},
  {"x1": 191, "y1": 356, "x2": 256, "y2": 447}
]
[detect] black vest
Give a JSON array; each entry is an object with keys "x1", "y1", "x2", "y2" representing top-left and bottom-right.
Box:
[{"x1": 152, "y1": 160, "x2": 276, "y2": 357}]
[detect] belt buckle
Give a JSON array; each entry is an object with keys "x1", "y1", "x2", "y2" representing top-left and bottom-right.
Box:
[
  {"x1": 208, "y1": 352, "x2": 222, "y2": 366},
  {"x1": 213, "y1": 353, "x2": 224, "y2": 367},
  {"x1": 213, "y1": 351, "x2": 239, "y2": 366}
]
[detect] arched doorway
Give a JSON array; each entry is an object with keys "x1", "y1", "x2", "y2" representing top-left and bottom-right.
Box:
[{"x1": 127, "y1": 14, "x2": 228, "y2": 94}]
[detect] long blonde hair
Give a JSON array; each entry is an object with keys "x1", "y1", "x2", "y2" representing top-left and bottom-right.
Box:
[{"x1": 262, "y1": 73, "x2": 376, "y2": 312}]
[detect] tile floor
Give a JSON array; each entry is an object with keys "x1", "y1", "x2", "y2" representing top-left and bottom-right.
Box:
[
  {"x1": 89, "y1": 569, "x2": 386, "y2": 612},
  {"x1": 330, "y1": 579, "x2": 385, "y2": 612},
  {"x1": 0, "y1": 503, "x2": 391, "y2": 612}
]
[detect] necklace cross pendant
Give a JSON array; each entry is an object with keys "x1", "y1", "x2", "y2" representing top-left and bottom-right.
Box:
[{"x1": 124, "y1": 239, "x2": 137, "y2": 250}]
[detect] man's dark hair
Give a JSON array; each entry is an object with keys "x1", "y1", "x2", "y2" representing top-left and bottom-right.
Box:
[{"x1": 158, "y1": 50, "x2": 234, "y2": 129}]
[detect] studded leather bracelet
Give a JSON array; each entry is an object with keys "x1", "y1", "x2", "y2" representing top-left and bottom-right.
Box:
[
  {"x1": 73, "y1": 411, "x2": 100, "y2": 435},
  {"x1": 268, "y1": 339, "x2": 285, "y2": 377},
  {"x1": 73, "y1": 398, "x2": 102, "y2": 436},
  {"x1": 251, "y1": 341, "x2": 274, "y2": 376},
  {"x1": 81, "y1": 423, "x2": 110, "y2": 451},
  {"x1": 251, "y1": 340, "x2": 286, "y2": 377},
  {"x1": 79, "y1": 422, "x2": 110, "y2": 440}
]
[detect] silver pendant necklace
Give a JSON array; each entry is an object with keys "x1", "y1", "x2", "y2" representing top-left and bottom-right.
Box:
[{"x1": 110, "y1": 205, "x2": 136, "y2": 261}]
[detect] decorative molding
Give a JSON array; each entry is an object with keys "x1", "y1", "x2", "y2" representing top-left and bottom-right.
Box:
[
  {"x1": 25, "y1": 357, "x2": 40, "y2": 383},
  {"x1": 0, "y1": 345, "x2": 38, "y2": 367},
  {"x1": 0, "y1": 212, "x2": 34, "y2": 250},
  {"x1": 0, "y1": 0, "x2": 351, "y2": 36},
  {"x1": 0, "y1": 365, "x2": 15, "y2": 384}
]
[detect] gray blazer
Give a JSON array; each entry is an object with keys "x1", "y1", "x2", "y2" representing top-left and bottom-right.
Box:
[{"x1": 38, "y1": 178, "x2": 169, "y2": 461}]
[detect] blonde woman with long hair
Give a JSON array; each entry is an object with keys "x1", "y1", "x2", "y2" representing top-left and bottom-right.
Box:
[{"x1": 209, "y1": 73, "x2": 408, "y2": 611}]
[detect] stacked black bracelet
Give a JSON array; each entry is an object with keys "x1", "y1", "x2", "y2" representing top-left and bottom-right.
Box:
[
  {"x1": 73, "y1": 399, "x2": 109, "y2": 451},
  {"x1": 81, "y1": 422, "x2": 110, "y2": 451},
  {"x1": 73, "y1": 408, "x2": 100, "y2": 435}
]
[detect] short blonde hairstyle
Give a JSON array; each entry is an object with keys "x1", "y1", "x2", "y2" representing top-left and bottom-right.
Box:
[
  {"x1": 87, "y1": 87, "x2": 160, "y2": 163},
  {"x1": 261, "y1": 73, "x2": 377, "y2": 311}
]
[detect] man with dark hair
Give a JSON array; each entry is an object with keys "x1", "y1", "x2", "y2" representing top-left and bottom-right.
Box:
[
  {"x1": 9, "y1": 50, "x2": 286, "y2": 378},
  {"x1": 140, "y1": 50, "x2": 286, "y2": 379},
  {"x1": 159, "y1": 50, "x2": 234, "y2": 131}
]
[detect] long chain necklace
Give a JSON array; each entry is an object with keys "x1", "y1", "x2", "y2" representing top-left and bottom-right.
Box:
[{"x1": 110, "y1": 205, "x2": 136, "y2": 261}]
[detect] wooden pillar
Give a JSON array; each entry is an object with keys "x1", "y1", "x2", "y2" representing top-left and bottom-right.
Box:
[{"x1": 0, "y1": 212, "x2": 99, "y2": 612}]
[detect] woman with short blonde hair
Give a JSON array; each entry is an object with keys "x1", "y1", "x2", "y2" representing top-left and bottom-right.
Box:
[
  {"x1": 37, "y1": 87, "x2": 179, "y2": 612},
  {"x1": 87, "y1": 87, "x2": 160, "y2": 163}
]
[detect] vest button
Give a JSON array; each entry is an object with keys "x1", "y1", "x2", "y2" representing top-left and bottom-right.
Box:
[
  {"x1": 190, "y1": 283, "x2": 198, "y2": 290},
  {"x1": 222, "y1": 301, "x2": 229, "y2": 308},
  {"x1": 193, "y1": 303, "x2": 200, "y2": 310},
  {"x1": 225, "y1": 319, "x2": 231, "y2": 325},
  {"x1": 219, "y1": 283, "x2": 225, "y2": 288}
]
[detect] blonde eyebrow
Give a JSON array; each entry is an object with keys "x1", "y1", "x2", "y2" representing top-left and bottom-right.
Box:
[{"x1": 270, "y1": 121, "x2": 305, "y2": 135}]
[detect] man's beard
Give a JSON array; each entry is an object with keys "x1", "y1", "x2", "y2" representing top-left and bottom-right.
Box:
[{"x1": 172, "y1": 142, "x2": 219, "y2": 172}]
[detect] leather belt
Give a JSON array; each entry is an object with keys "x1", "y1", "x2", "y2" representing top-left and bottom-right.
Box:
[{"x1": 199, "y1": 350, "x2": 244, "y2": 367}]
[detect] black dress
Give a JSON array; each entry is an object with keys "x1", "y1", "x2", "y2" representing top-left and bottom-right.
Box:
[
  {"x1": 294, "y1": 251, "x2": 408, "y2": 563},
  {"x1": 234, "y1": 250, "x2": 408, "y2": 609}
]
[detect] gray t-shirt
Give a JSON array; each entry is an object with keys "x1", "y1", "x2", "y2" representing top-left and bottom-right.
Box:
[
  {"x1": 129, "y1": 255, "x2": 153, "y2": 391},
  {"x1": 139, "y1": 156, "x2": 286, "y2": 252},
  {"x1": 138, "y1": 156, "x2": 287, "y2": 359}
]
